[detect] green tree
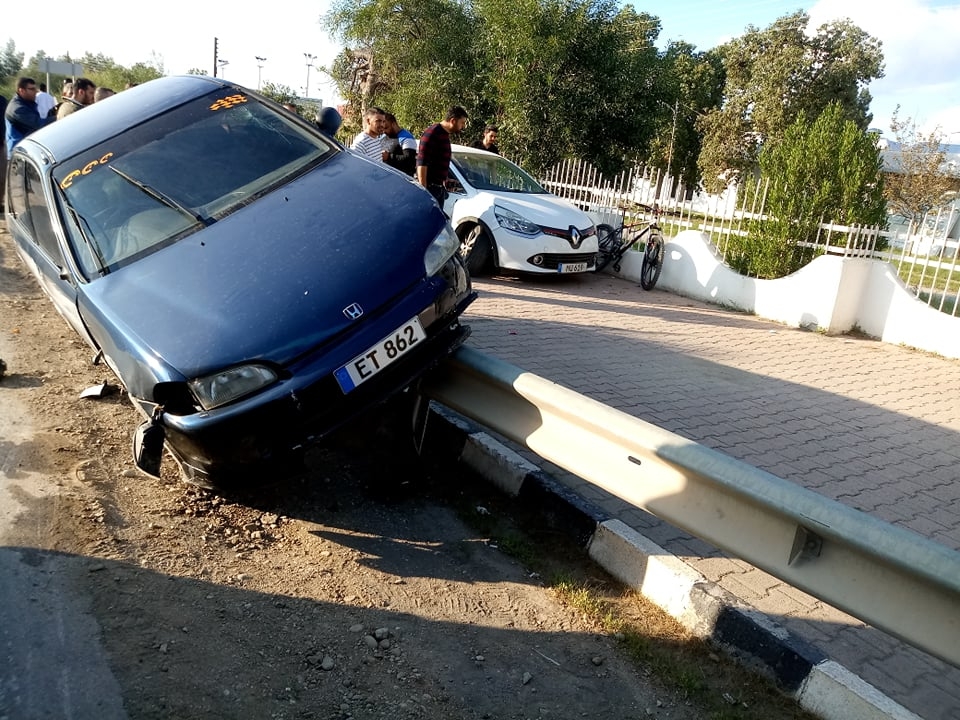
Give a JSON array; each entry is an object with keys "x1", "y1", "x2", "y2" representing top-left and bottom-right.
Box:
[
  {"x1": 1, "y1": 38, "x2": 25, "y2": 100},
  {"x1": 324, "y1": 0, "x2": 478, "y2": 134},
  {"x1": 323, "y1": 0, "x2": 662, "y2": 173},
  {"x1": 0, "y1": 38, "x2": 24, "y2": 82},
  {"x1": 77, "y1": 52, "x2": 164, "y2": 91},
  {"x1": 698, "y1": 11, "x2": 883, "y2": 192},
  {"x1": 728, "y1": 103, "x2": 886, "y2": 278},
  {"x1": 883, "y1": 107, "x2": 958, "y2": 232},
  {"x1": 259, "y1": 82, "x2": 301, "y2": 106},
  {"x1": 473, "y1": 0, "x2": 661, "y2": 173}
]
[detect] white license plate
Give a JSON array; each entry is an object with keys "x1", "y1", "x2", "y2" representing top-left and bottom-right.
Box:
[
  {"x1": 334, "y1": 317, "x2": 426, "y2": 393},
  {"x1": 558, "y1": 262, "x2": 588, "y2": 273}
]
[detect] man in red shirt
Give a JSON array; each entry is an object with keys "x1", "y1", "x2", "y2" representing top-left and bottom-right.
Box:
[{"x1": 416, "y1": 105, "x2": 468, "y2": 209}]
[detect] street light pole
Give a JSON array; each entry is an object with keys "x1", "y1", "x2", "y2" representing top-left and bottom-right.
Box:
[
  {"x1": 304, "y1": 52, "x2": 316, "y2": 98},
  {"x1": 255, "y1": 56, "x2": 267, "y2": 90}
]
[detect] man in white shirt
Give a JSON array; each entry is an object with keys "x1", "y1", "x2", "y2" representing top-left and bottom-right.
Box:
[
  {"x1": 35, "y1": 83, "x2": 56, "y2": 119},
  {"x1": 350, "y1": 106, "x2": 386, "y2": 162}
]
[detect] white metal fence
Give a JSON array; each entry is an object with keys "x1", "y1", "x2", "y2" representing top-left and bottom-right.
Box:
[{"x1": 539, "y1": 158, "x2": 960, "y2": 317}]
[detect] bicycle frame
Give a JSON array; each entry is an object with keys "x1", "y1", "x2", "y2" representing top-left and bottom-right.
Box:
[{"x1": 595, "y1": 203, "x2": 665, "y2": 290}]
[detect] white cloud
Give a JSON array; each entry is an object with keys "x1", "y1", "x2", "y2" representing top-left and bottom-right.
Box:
[{"x1": 808, "y1": 0, "x2": 960, "y2": 134}]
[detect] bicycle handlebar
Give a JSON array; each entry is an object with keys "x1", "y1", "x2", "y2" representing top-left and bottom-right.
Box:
[{"x1": 617, "y1": 200, "x2": 661, "y2": 218}]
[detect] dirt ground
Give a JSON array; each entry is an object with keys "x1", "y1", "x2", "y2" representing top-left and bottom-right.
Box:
[{"x1": 0, "y1": 227, "x2": 813, "y2": 720}]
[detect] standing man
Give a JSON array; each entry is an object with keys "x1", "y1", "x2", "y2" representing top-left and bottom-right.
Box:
[
  {"x1": 0, "y1": 91, "x2": 7, "y2": 211},
  {"x1": 382, "y1": 112, "x2": 417, "y2": 176},
  {"x1": 350, "y1": 106, "x2": 386, "y2": 162},
  {"x1": 57, "y1": 78, "x2": 96, "y2": 119},
  {"x1": 417, "y1": 105, "x2": 468, "y2": 208},
  {"x1": 5, "y1": 77, "x2": 54, "y2": 155},
  {"x1": 471, "y1": 124, "x2": 499, "y2": 154},
  {"x1": 35, "y1": 83, "x2": 56, "y2": 119}
]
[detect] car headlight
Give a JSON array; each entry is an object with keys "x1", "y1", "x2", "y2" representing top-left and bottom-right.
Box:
[
  {"x1": 424, "y1": 223, "x2": 460, "y2": 276},
  {"x1": 189, "y1": 364, "x2": 278, "y2": 410},
  {"x1": 494, "y1": 205, "x2": 540, "y2": 235}
]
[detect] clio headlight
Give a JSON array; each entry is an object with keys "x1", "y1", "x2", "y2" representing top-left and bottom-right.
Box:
[
  {"x1": 494, "y1": 205, "x2": 540, "y2": 235},
  {"x1": 189, "y1": 364, "x2": 278, "y2": 410},
  {"x1": 424, "y1": 222, "x2": 460, "y2": 276}
]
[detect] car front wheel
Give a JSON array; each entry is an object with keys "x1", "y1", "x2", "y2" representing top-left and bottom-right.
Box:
[{"x1": 459, "y1": 224, "x2": 493, "y2": 276}]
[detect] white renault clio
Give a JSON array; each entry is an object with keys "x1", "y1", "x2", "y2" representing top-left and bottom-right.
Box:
[{"x1": 443, "y1": 145, "x2": 598, "y2": 275}]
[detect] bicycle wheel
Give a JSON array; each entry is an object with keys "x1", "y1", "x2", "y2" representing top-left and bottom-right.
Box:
[
  {"x1": 594, "y1": 224, "x2": 618, "y2": 271},
  {"x1": 640, "y1": 232, "x2": 664, "y2": 290}
]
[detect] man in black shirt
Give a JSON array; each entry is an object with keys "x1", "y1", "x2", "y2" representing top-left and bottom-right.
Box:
[{"x1": 471, "y1": 124, "x2": 499, "y2": 154}]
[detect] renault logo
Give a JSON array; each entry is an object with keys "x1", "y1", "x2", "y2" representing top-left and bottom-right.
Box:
[
  {"x1": 343, "y1": 303, "x2": 364, "y2": 320},
  {"x1": 569, "y1": 226, "x2": 582, "y2": 249}
]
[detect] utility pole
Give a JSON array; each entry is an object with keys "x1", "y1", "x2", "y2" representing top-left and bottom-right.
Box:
[
  {"x1": 304, "y1": 52, "x2": 316, "y2": 98},
  {"x1": 667, "y1": 99, "x2": 678, "y2": 180},
  {"x1": 213, "y1": 37, "x2": 219, "y2": 77},
  {"x1": 255, "y1": 56, "x2": 267, "y2": 90}
]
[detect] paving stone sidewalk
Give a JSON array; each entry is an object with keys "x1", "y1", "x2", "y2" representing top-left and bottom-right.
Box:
[{"x1": 462, "y1": 272, "x2": 960, "y2": 720}]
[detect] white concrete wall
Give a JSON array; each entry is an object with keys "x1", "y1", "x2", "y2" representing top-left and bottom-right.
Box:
[{"x1": 610, "y1": 230, "x2": 960, "y2": 360}]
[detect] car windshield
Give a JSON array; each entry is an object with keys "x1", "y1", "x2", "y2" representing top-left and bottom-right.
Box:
[
  {"x1": 451, "y1": 152, "x2": 547, "y2": 194},
  {"x1": 54, "y1": 88, "x2": 337, "y2": 276}
]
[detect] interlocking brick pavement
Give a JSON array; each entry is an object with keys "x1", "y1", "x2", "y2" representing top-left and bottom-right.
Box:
[{"x1": 462, "y1": 272, "x2": 960, "y2": 720}]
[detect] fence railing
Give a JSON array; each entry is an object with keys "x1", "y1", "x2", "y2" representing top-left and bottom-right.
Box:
[{"x1": 539, "y1": 158, "x2": 960, "y2": 317}]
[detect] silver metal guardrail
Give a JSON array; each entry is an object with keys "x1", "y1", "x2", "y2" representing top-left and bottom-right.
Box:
[{"x1": 421, "y1": 346, "x2": 960, "y2": 668}]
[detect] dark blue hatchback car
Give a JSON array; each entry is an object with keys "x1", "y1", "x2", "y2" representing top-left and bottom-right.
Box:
[{"x1": 4, "y1": 76, "x2": 475, "y2": 488}]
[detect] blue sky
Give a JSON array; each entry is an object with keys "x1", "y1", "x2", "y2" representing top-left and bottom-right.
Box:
[{"x1": 6, "y1": 0, "x2": 960, "y2": 139}]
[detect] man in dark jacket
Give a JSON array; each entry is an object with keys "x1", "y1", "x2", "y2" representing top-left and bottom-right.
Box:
[
  {"x1": 5, "y1": 77, "x2": 54, "y2": 155},
  {"x1": 56, "y1": 77, "x2": 96, "y2": 119},
  {"x1": 0, "y1": 91, "x2": 7, "y2": 210},
  {"x1": 383, "y1": 112, "x2": 417, "y2": 176}
]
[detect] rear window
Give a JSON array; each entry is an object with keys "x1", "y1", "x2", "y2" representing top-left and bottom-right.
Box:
[{"x1": 54, "y1": 89, "x2": 337, "y2": 276}]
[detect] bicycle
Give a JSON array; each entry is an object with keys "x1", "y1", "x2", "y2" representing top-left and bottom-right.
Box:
[{"x1": 594, "y1": 202, "x2": 665, "y2": 290}]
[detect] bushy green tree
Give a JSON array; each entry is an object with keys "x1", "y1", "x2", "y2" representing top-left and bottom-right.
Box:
[
  {"x1": 323, "y1": 0, "x2": 662, "y2": 173},
  {"x1": 698, "y1": 11, "x2": 883, "y2": 192},
  {"x1": 0, "y1": 38, "x2": 25, "y2": 100},
  {"x1": 727, "y1": 102, "x2": 886, "y2": 278},
  {"x1": 0, "y1": 39, "x2": 24, "y2": 82},
  {"x1": 259, "y1": 82, "x2": 301, "y2": 106},
  {"x1": 77, "y1": 52, "x2": 164, "y2": 91},
  {"x1": 324, "y1": 0, "x2": 478, "y2": 134}
]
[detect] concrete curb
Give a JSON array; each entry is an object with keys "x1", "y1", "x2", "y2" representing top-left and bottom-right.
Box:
[{"x1": 427, "y1": 404, "x2": 922, "y2": 720}]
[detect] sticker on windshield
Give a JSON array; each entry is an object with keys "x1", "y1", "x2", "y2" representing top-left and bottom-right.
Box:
[
  {"x1": 59, "y1": 152, "x2": 115, "y2": 189},
  {"x1": 209, "y1": 94, "x2": 248, "y2": 111}
]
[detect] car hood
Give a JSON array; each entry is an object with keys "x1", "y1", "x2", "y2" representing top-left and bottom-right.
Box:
[
  {"x1": 78, "y1": 153, "x2": 445, "y2": 379},
  {"x1": 476, "y1": 191, "x2": 593, "y2": 230}
]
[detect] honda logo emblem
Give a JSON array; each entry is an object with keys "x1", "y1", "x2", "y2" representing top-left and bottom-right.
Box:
[{"x1": 342, "y1": 303, "x2": 364, "y2": 320}]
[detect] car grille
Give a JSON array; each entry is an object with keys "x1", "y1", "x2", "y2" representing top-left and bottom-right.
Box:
[{"x1": 540, "y1": 225, "x2": 597, "y2": 240}]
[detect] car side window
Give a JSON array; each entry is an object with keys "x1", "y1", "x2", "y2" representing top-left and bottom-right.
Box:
[
  {"x1": 7, "y1": 154, "x2": 29, "y2": 223},
  {"x1": 10, "y1": 155, "x2": 65, "y2": 267},
  {"x1": 23, "y1": 162, "x2": 64, "y2": 265}
]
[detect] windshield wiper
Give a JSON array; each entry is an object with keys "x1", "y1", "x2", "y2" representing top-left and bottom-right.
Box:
[
  {"x1": 108, "y1": 166, "x2": 212, "y2": 226},
  {"x1": 63, "y1": 205, "x2": 110, "y2": 274}
]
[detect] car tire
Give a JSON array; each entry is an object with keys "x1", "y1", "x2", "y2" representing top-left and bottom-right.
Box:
[{"x1": 459, "y1": 225, "x2": 493, "y2": 276}]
